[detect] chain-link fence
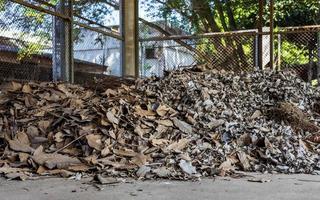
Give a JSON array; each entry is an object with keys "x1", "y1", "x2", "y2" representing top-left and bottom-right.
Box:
[
  {"x1": 73, "y1": 24, "x2": 122, "y2": 84},
  {"x1": 139, "y1": 26, "x2": 320, "y2": 78},
  {"x1": 0, "y1": 0, "x2": 53, "y2": 81},
  {"x1": 1, "y1": 0, "x2": 320, "y2": 82},
  {"x1": 73, "y1": 0, "x2": 122, "y2": 84},
  {"x1": 138, "y1": 1, "x2": 320, "y2": 79},
  {"x1": 139, "y1": 31, "x2": 257, "y2": 77},
  {"x1": 138, "y1": 0, "x2": 262, "y2": 77},
  {"x1": 0, "y1": 0, "x2": 122, "y2": 83},
  {"x1": 274, "y1": 27, "x2": 320, "y2": 82}
]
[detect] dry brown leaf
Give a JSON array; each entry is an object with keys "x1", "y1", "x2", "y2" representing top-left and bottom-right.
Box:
[
  {"x1": 307, "y1": 134, "x2": 320, "y2": 144},
  {"x1": 22, "y1": 84, "x2": 32, "y2": 93},
  {"x1": 156, "y1": 105, "x2": 171, "y2": 117},
  {"x1": 57, "y1": 84, "x2": 72, "y2": 97},
  {"x1": 134, "y1": 125, "x2": 145, "y2": 137},
  {"x1": 27, "y1": 126, "x2": 39, "y2": 138},
  {"x1": 61, "y1": 148, "x2": 82, "y2": 157},
  {"x1": 0, "y1": 164, "x2": 30, "y2": 174},
  {"x1": 151, "y1": 139, "x2": 169, "y2": 146},
  {"x1": 113, "y1": 149, "x2": 137, "y2": 157},
  {"x1": 237, "y1": 133, "x2": 252, "y2": 146},
  {"x1": 8, "y1": 82, "x2": 22, "y2": 92},
  {"x1": 84, "y1": 155, "x2": 98, "y2": 165},
  {"x1": 36, "y1": 166, "x2": 47, "y2": 174},
  {"x1": 106, "y1": 111, "x2": 119, "y2": 125},
  {"x1": 70, "y1": 98, "x2": 84, "y2": 108},
  {"x1": 8, "y1": 132, "x2": 34, "y2": 153},
  {"x1": 98, "y1": 158, "x2": 137, "y2": 170},
  {"x1": 67, "y1": 164, "x2": 90, "y2": 172},
  {"x1": 134, "y1": 105, "x2": 156, "y2": 117},
  {"x1": 86, "y1": 134, "x2": 103, "y2": 151},
  {"x1": 82, "y1": 90, "x2": 94, "y2": 99},
  {"x1": 18, "y1": 153, "x2": 30, "y2": 162},
  {"x1": 186, "y1": 115, "x2": 197, "y2": 125},
  {"x1": 153, "y1": 167, "x2": 171, "y2": 178},
  {"x1": 102, "y1": 89, "x2": 117, "y2": 97},
  {"x1": 101, "y1": 147, "x2": 111, "y2": 157},
  {"x1": 38, "y1": 120, "x2": 51, "y2": 131},
  {"x1": 34, "y1": 110, "x2": 46, "y2": 117},
  {"x1": 37, "y1": 167, "x2": 73, "y2": 178},
  {"x1": 131, "y1": 153, "x2": 150, "y2": 167},
  {"x1": 156, "y1": 119, "x2": 174, "y2": 127},
  {"x1": 237, "y1": 151, "x2": 250, "y2": 171},
  {"x1": 54, "y1": 132, "x2": 65, "y2": 143},
  {"x1": 250, "y1": 110, "x2": 262, "y2": 120},
  {"x1": 164, "y1": 138, "x2": 190, "y2": 153},
  {"x1": 134, "y1": 125, "x2": 151, "y2": 137},
  {"x1": 101, "y1": 118, "x2": 111, "y2": 126},
  {"x1": 156, "y1": 125, "x2": 168, "y2": 134},
  {"x1": 5, "y1": 172, "x2": 29, "y2": 181},
  {"x1": 32, "y1": 153, "x2": 82, "y2": 170},
  {"x1": 218, "y1": 158, "x2": 235, "y2": 176}
]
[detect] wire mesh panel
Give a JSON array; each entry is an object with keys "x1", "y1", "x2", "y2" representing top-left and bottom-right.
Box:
[
  {"x1": 139, "y1": 32, "x2": 257, "y2": 77},
  {"x1": 0, "y1": 0, "x2": 54, "y2": 81},
  {"x1": 271, "y1": 1, "x2": 320, "y2": 81},
  {"x1": 138, "y1": 0, "x2": 261, "y2": 77},
  {"x1": 0, "y1": 0, "x2": 122, "y2": 83},
  {"x1": 73, "y1": 24, "x2": 122, "y2": 84},
  {"x1": 72, "y1": 0, "x2": 122, "y2": 84},
  {"x1": 275, "y1": 27, "x2": 320, "y2": 81},
  {"x1": 139, "y1": 40, "x2": 196, "y2": 77}
]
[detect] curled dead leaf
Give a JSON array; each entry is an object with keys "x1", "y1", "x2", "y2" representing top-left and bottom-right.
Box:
[
  {"x1": 164, "y1": 138, "x2": 190, "y2": 153},
  {"x1": 86, "y1": 134, "x2": 103, "y2": 151}
]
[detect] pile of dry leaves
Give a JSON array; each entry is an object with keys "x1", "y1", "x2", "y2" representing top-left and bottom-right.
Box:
[{"x1": 0, "y1": 69, "x2": 319, "y2": 181}]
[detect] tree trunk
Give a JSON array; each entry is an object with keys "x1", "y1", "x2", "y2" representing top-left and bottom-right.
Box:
[
  {"x1": 225, "y1": 0, "x2": 250, "y2": 70},
  {"x1": 214, "y1": 0, "x2": 229, "y2": 31}
]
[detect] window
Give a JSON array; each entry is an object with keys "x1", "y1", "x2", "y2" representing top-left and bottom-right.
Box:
[{"x1": 145, "y1": 48, "x2": 157, "y2": 59}]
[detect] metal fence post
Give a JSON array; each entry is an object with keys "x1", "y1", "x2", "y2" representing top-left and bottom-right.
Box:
[
  {"x1": 120, "y1": 0, "x2": 139, "y2": 78},
  {"x1": 52, "y1": 0, "x2": 73, "y2": 82},
  {"x1": 67, "y1": 0, "x2": 74, "y2": 83},
  {"x1": 257, "y1": 0, "x2": 264, "y2": 70},
  {"x1": 277, "y1": 34, "x2": 281, "y2": 71},
  {"x1": 317, "y1": 32, "x2": 320, "y2": 83},
  {"x1": 269, "y1": 0, "x2": 274, "y2": 70}
]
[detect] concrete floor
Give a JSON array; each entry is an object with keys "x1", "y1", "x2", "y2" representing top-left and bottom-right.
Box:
[{"x1": 0, "y1": 173, "x2": 319, "y2": 200}]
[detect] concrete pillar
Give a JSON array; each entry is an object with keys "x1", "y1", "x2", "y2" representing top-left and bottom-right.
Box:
[{"x1": 120, "y1": 0, "x2": 139, "y2": 78}]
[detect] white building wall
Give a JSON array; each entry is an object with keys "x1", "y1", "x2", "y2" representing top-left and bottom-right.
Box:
[
  {"x1": 140, "y1": 45, "x2": 195, "y2": 77},
  {"x1": 74, "y1": 28, "x2": 195, "y2": 77},
  {"x1": 73, "y1": 29, "x2": 121, "y2": 76}
]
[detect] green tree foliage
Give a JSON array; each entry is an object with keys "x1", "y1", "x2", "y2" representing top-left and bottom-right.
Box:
[
  {"x1": 142, "y1": 0, "x2": 319, "y2": 34},
  {"x1": 273, "y1": 0, "x2": 320, "y2": 27}
]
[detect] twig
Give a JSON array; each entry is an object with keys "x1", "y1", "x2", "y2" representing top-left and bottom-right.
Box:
[{"x1": 54, "y1": 132, "x2": 89, "y2": 154}]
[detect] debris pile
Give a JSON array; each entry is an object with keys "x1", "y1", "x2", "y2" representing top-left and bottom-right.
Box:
[{"x1": 0, "y1": 70, "x2": 319, "y2": 181}]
